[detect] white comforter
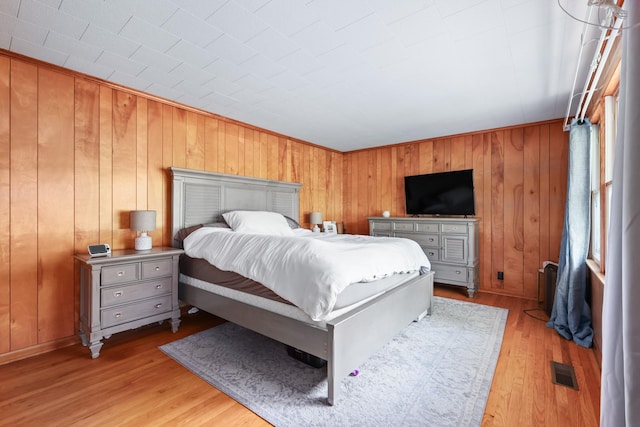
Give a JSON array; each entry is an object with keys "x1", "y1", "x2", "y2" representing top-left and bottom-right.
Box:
[{"x1": 183, "y1": 228, "x2": 431, "y2": 321}]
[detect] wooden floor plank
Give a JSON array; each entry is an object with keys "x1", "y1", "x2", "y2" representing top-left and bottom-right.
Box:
[{"x1": 0, "y1": 286, "x2": 600, "y2": 426}]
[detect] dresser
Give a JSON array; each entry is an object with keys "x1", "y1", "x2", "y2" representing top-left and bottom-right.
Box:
[
  {"x1": 75, "y1": 247, "x2": 183, "y2": 358},
  {"x1": 369, "y1": 217, "x2": 480, "y2": 297}
]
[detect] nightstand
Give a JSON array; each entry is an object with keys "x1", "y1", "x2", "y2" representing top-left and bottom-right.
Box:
[{"x1": 75, "y1": 247, "x2": 183, "y2": 358}]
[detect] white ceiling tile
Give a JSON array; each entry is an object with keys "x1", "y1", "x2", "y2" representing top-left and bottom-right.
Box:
[
  {"x1": 170, "y1": 0, "x2": 228, "y2": 20},
  {"x1": 11, "y1": 17, "x2": 49, "y2": 45},
  {"x1": 253, "y1": 0, "x2": 321, "y2": 37},
  {"x1": 96, "y1": 50, "x2": 147, "y2": 76},
  {"x1": 0, "y1": 0, "x2": 20, "y2": 16},
  {"x1": 277, "y1": 49, "x2": 324, "y2": 76},
  {"x1": 236, "y1": 0, "x2": 272, "y2": 13},
  {"x1": 165, "y1": 39, "x2": 217, "y2": 69},
  {"x1": 306, "y1": 0, "x2": 376, "y2": 31},
  {"x1": 388, "y1": 6, "x2": 446, "y2": 47},
  {"x1": 206, "y1": 34, "x2": 257, "y2": 65},
  {"x1": 81, "y1": 24, "x2": 140, "y2": 57},
  {"x1": 64, "y1": 54, "x2": 113, "y2": 79},
  {"x1": 144, "y1": 83, "x2": 184, "y2": 101},
  {"x1": 315, "y1": 44, "x2": 365, "y2": 71},
  {"x1": 109, "y1": 70, "x2": 153, "y2": 91},
  {"x1": 46, "y1": 31, "x2": 102, "y2": 62},
  {"x1": 206, "y1": 1, "x2": 269, "y2": 42},
  {"x1": 162, "y1": 9, "x2": 223, "y2": 48},
  {"x1": 434, "y1": 0, "x2": 487, "y2": 18},
  {"x1": 19, "y1": 0, "x2": 88, "y2": 39},
  {"x1": 129, "y1": 45, "x2": 180, "y2": 73},
  {"x1": 336, "y1": 13, "x2": 395, "y2": 51},
  {"x1": 204, "y1": 58, "x2": 245, "y2": 83},
  {"x1": 444, "y1": 1, "x2": 503, "y2": 41},
  {"x1": 170, "y1": 62, "x2": 214, "y2": 86},
  {"x1": 201, "y1": 90, "x2": 239, "y2": 107},
  {"x1": 291, "y1": 20, "x2": 345, "y2": 56},
  {"x1": 173, "y1": 79, "x2": 213, "y2": 98},
  {"x1": 244, "y1": 27, "x2": 300, "y2": 62},
  {"x1": 35, "y1": 0, "x2": 62, "y2": 8},
  {"x1": 60, "y1": 0, "x2": 131, "y2": 33},
  {"x1": 120, "y1": 16, "x2": 179, "y2": 53},
  {"x1": 0, "y1": 12, "x2": 17, "y2": 35},
  {"x1": 233, "y1": 73, "x2": 273, "y2": 93},
  {"x1": 0, "y1": 32, "x2": 11, "y2": 49},
  {"x1": 358, "y1": 39, "x2": 410, "y2": 69},
  {"x1": 109, "y1": 0, "x2": 179, "y2": 26},
  {"x1": 138, "y1": 66, "x2": 183, "y2": 88},
  {"x1": 201, "y1": 75, "x2": 244, "y2": 97},
  {"x1": 239, "y1": 54, "x2": 287, "y2": 80},
  {"x1": 267, "y1": 69, "x2": 308, "y2": 91},
  {"x1": 9, "y1": 37, "x2": 68, "y2": 65}
]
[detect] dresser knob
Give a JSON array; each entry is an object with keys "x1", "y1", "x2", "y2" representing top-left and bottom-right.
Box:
[
  {"x1": 113, "y1": 312, "x2": 122, "y2": 318},
  {"x1": 456, "y1": 270, "x2": 461, "y2": 275},
  {"x1": 155, "y1": 303, "x2": 162, "y2": 308},
  {"x1": 114, "y1": 291, "x2": 123, "y2": 297},
  {"x1": 155, "y1": 284, "x2": 162, "y2": 289},
  {"x1": 155, "y1": 266, "x2": 160, "y2": 271},
  {"x1": 117, "y1": 271, "x2": 124, "y2": 277}
]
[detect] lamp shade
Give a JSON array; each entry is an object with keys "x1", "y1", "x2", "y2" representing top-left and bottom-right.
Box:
[
  {"x1": 130, "y1": 210, "x2": 156, "y2": 232},
  {"x1": 310, "y1": 212, "x2": 323, "y2": 225},
  {"x1": 130, "y1": 210, "x2": 156, "y2": 251}
]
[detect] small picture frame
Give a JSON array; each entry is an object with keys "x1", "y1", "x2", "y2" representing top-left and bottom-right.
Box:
[{"x1": 323, "y1": 221, "x2": 337, "y2": 234}]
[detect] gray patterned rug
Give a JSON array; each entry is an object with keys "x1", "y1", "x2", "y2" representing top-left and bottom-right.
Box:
[{"x1": 160, "y1": 297, "x2": 508, "y2": 427}]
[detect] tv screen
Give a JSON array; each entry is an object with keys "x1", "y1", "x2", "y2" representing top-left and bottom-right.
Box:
[{"x1": 404, "y1": 169, "x2": 475, "y2": 216}]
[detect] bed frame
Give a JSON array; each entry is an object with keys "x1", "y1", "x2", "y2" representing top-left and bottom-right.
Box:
[{"x1": 170, "y1": 167, "x2": 434, "y2": 405}]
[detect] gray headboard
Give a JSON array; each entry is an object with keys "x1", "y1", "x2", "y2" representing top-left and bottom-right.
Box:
[{"x1": 170, "y1": 167, "x2": 302, "y2": 247}]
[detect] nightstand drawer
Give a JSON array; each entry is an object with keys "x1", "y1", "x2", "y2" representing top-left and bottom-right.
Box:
[
  {"x1": 142, "y1": 258, "x2": 172, "y2": 279},
  {"x1": 416, "y1": 223, "x2": 439, "y2": 233},
  {"x1": 370, "y1": 221, "x2": 391, "y2": 231},
  {"x1": 101, "y1": 295, "x2": 172, "y2": 328},
  {"x1": 102, "y1": 263, "x2": 140, "y2": 285},
  {"x1": 101, "y1": 277, "x2": 172, "y2": 307}
]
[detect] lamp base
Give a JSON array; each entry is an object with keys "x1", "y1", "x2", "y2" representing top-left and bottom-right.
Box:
[
  {"x1": 312, "y1": 225, "x2": 320, "y2": 233},
  {"x1": 135, "y1": 233, "x2": 152, "y2": 251}
]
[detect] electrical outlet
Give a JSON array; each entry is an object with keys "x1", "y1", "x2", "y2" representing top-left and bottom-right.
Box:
[{"x1": 497, "y1": 271, "x2": 504, "y2": 280}]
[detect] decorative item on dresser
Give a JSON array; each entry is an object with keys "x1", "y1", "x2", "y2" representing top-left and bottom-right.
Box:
[
  {"x1": 130, "y1": 210, "x2": 157, "y2": 251},
  {"x1": 369, "y1": 216, "x2": 480, "y2": 297},
  {"x1": 75, "y1": 247, "x2": 183, "y2": 358},
  {"x1": 310, "y1": 212, "x2": 323, "y2": 232}
]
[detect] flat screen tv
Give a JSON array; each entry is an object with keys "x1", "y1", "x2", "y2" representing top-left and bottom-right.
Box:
[{"x1": 404, "y1": 169, "x2": 475, "y2": 216}]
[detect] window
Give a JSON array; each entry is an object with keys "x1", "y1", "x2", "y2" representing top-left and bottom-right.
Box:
[{"x1": 590, "y1": 124, "x2": 601, "y2": 263}]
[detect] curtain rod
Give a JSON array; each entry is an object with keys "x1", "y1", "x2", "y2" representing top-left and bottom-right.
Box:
[{"x1": 563, "y1": 6, "x2": 624, "y2": 131}]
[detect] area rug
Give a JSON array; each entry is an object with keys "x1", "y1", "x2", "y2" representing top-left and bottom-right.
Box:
[{"x1": 160, "y1": 297, "x2": 508, "y2": 427}]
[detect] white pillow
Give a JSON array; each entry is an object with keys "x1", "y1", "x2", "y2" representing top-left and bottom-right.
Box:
[{"x1": 222, "y1": 211, "x2": 295, "y2": 236}]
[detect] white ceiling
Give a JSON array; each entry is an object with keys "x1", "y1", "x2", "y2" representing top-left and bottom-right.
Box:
[{"x1": 0, "y1": 0, "x2": 600, "y2": 151}]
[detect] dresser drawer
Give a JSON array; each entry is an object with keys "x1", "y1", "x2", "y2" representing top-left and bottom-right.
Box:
[
  {"x1": 370, "y1": 221, "x2": 391, "y2": 231},
  {"x1": 101, "y1": 277, "x2": 172, "y2": 307},
  {"x1": 142, "y1": 258, "x2": 173, "y2": 279},
  {"x1": 396, "y1": 232, "x2": 439, "y2": 247},
  {"x1": 441, "y1": 223, "x2": 468, "y2": 234},
  {"x1": 102, "y1": 263, "x2": 140, "y2": 285},
  {"x1": 423, "y1": 248, "x2": 439, "y2": 261},
  {"x1": 434, "y1": 264, "x2": 469, "y2": 284},
  {"x1": 393, "y1": 222, "x2": 414, "y2": 231},
  {"x1": 416, "y1": 223, "x2": 439, "y2": 233},
  {"x1": 101, "y1": 295, "x2": 172, "y2": 328}
]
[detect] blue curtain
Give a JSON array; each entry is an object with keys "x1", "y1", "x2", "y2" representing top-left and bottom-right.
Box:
[{"x1": 546, "y1": 118, "x2": 594, "y2": 348}]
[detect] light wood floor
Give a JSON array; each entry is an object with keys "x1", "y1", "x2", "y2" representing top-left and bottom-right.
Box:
[{"x1": 0, "y1": 286, "x2": 601, "y2": 426}]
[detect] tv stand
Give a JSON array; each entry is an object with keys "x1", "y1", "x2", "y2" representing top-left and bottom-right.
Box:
[{"x1": 368, "y1": 216, "x2": 479, "y2": 297}]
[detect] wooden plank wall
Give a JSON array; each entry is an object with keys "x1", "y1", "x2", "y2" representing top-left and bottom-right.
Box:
[
  {"x1": 0, "y1": 49, "x2": 568, "y2": 360},
  {"x1": 0, "y1": 52, "x2": 343, "y2": 358},
  {"x1": 342, "y1": 122, "x2": 568, "y2": 299}
]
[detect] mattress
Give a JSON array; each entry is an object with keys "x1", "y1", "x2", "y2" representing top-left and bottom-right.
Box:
[{"x1": 179, "y1": 268, "x2": 420, "y2": 327}]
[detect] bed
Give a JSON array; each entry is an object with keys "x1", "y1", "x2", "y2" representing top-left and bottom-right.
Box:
[{"x1": 170, "y1": 167, "x2": 435, "y2": 405}]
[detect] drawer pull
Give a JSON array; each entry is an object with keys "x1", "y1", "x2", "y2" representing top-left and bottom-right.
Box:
[
  {"x1": 428, "y1": 252, "x2": 435, "y2": 257},
  {"x1": 155, "y1": 284, "x2": 162, "y2": 289},
  {"x1": 113, "y1": 312, "x2": 122, "y2": 318},
  {"x1": 155, "y1": 303, "x2": 162, "y2": 309},
  {"x1": 428, "y1": 238, "x2": 434, "y2": 242},
  {"x1": 114, "y1": 291, "x2": 123, "y2": 297},
  {"x1": 155, "y1": 266, "x2": 160, "y2": 271},
  {"x1": 117, "y1": 271, "x2": 125, "y2": 277},
  {"x1": 456, "y1": 271, "x2": 461, "y2": 275}
]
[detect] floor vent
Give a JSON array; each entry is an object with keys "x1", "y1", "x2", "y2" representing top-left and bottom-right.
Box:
[{"x1": 550, "y1": 361, "x2": 579, "y2": 390}]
